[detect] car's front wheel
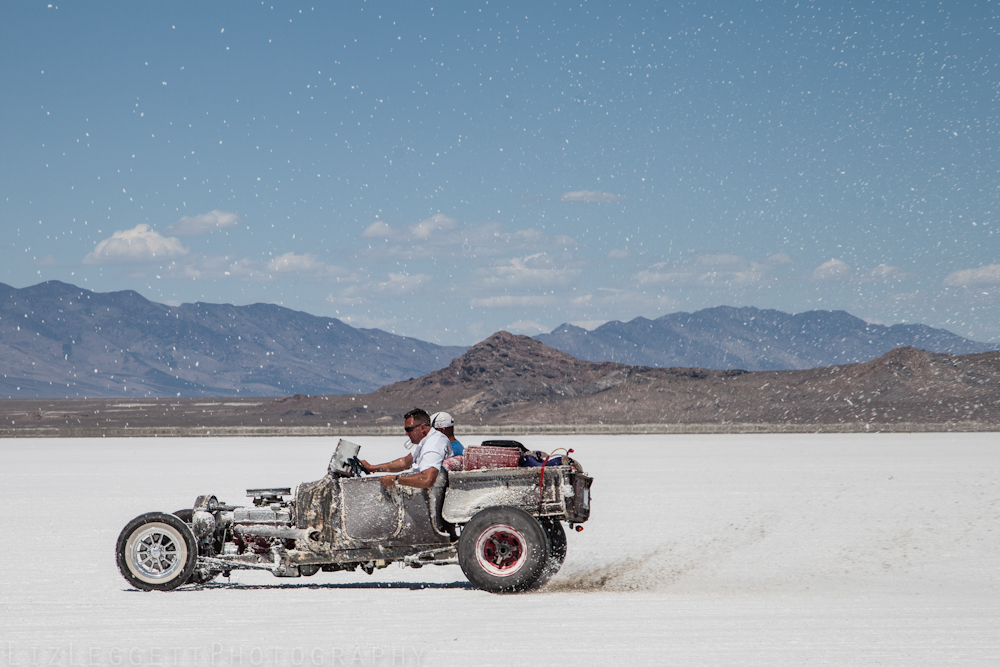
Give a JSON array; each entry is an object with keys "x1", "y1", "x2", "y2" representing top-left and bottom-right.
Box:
[
  {"x1": 116, "y1": 512, "x2": 198, "y2": 591},
  {"x1": 458, "y1": 507, "x2": 549, "y2": 594}
]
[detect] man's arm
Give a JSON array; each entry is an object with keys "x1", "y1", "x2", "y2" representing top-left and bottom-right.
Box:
[
  {"x1": 380, "y1": 467, "x2": 438, "y2": 489},
  {"x1": 359, "y1": 453, "x2": 413, "y2": 474}
]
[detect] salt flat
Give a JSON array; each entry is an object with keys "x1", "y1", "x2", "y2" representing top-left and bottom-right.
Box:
[{"x1": 1, "y1": 434, "x2": 998, "y2": 666}]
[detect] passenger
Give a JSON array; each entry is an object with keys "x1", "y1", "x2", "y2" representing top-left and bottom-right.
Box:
[
  {"x1": 358, "y1": 408, "x2": 450, "y2": 489},
  {"x1": 430, "y1": 411, "x2": 464, "y2": 456},
  {"x1": 432, "y1": 411, "x2": 466, "y2": 472}
]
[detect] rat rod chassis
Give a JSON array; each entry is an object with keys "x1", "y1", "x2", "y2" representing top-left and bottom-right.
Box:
[{"x1": 116, "y1": 442, "x2": 592, "y2": 594}]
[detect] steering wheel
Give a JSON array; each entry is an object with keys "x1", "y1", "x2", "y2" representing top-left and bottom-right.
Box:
[{"x1": 348, "y1": 456, "x2": 366, "y2": 477}]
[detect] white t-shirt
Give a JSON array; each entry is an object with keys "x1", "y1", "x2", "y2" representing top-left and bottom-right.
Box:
[{"x1": 410, "y1": 428, "x2": 451, "y2": 473}]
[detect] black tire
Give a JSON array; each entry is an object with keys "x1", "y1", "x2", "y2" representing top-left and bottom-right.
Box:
[
  {"x1": 116, "y1": 512, "x2": 198, "y2": 591},
  {"x1": 458, "y1": 507, "x2": 550, "y2": 594},
  {"x1": 535, "y1": 519, "x2": 567, "y2": 587}
]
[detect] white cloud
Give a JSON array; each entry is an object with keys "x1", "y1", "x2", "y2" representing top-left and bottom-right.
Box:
[
  {"x1": 866, "y1": 264, "x2": 912, "y2": 282},
  {"x1": 636, "y1": 253, "x2": 772, "y2": 287},
  {"x1": 607, "y1": 248, "x2": 632, "y2": 259},
  {"x1": 470, "y1": 295, "x2": 558, "y2": 308},
  {"x1": 478, "y1": 253, "x2": 583, "y2": 288},
  {"x1": 813, "y1": 259, "x2": 913, "y2": 284},
  {"x1": 164, "y1": 210, "x2": 240, "y2": 236},
  {"x1": 374, "y1": 272, "x2": 432, "y2": 295},
  {"x1": 633, "y1": 253, "x2": 908, "y2": 290},
  {"x1": 268, "y1": 252, "x2": 323, "y2": 273},
  {"x1": 569, "y1": 288, "x2": 677, "y2": 311},
  {"x1": 812, "y1": 258, "x2": 852, "y2": 282},
  {"x1": 765, "y1": 253, "x2": 794, "y2": 266},
  {"x1": 266, "y1": 252, "x2": 348, "y2": 279},
  {"x1": 160, "y1": 254, "x2": 269, "y2": 281},
  {"x1": 83, "y1": 224, "x2": 189, "y2": 265},
  {"x1": 943, "y1": 264, "x2": 1000, "y2": 287},
  {"x1": 326, "y1": 272, "x2": 431, "y2": 306},
  {"x1": 409, "y1": 213, "x2": 458, "y2": 239},
  {"x1": 357, "y1": 216, "x2": 579, "y2": 260},
  {"x1": 325, "y1": 291, "x2": 365, "y2": 307},
  {"x1": 31, "y1": 254, "x2": 57, "y2": 267},
  {"x1": 361, "y1": 220, "x2": 392, "y2": 239},
  {"x1": 362, "y1": 214, "x2": 459, "y2": 243},
  {"x1": 157, "y1": 251, "x2": 355, "y2": 282},
  {"x1": 559, "y1": 190, "x2": 626, "y2": 202},
  {"x1": 499, "y1": 228, "x2": 578, "y2": 251}
]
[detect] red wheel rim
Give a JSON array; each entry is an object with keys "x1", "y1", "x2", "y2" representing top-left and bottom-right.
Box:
[{"x1": 475, "y1": 524, "x2": 527, "y2": 577}]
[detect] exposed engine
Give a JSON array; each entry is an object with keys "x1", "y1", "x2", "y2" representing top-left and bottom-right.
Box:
[{"x1": 232, "y1": 488, "x2": 296, "y2": 555}]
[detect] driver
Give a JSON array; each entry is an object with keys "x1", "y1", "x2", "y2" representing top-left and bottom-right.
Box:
[{"x1": 358, "y1": 408, "x2": 450, "y2": 489}]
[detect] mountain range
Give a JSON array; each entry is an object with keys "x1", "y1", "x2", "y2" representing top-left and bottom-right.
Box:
[
  {"x1": 535, "y1": 307, "x2": 995, "y2": 371},
  {"x1": 1, "y1": 280, "x2": 996, "y2": 399},
  {"x1": 0, "y1": 281, "x2": 465, "y2": 398},
  {"x1": 8, "y1": 331, "x2": 1000, "y2": 436}
]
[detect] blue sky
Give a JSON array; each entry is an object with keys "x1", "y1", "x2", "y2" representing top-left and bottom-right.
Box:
[{"x1": 2, "y1": 1, "x2": 999, "y2": 345}]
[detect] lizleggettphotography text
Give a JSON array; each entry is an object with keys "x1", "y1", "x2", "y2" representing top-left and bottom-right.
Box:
[{"x1": 2, "y1": 644, "x2": 426, "y2": 667}]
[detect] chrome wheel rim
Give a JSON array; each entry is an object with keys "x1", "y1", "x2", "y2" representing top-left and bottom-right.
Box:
[
  {"x1": 127, "y1": 523, "x2": 186, "y2": 582},
  {"x1": 475, "y1": 524, "x2": 527, "y2": 577}
]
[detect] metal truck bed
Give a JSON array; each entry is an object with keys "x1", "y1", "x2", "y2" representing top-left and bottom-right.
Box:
[{"x1": 442, "y1": 465, "x2": 592, "y2": 524}]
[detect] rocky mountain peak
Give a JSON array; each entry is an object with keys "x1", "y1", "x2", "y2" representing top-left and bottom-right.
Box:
[{"x1": 441, "y1": 331, "x2": 598, "y2": 385}]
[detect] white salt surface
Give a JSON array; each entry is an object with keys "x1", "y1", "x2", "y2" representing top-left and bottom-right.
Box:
[{"x1": 1, "y1": 433, "x2": 998, "y2": 666}]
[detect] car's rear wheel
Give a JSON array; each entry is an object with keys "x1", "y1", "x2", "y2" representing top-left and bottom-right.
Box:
[
  {"x1": 116, "y1": 512, "x2": 197, "y2": 591},
  {"x1": 458, "y1": 507, "x2": 549, "y2": 594},
  {"x1": 172, "y1": 509, "x2": 194, "y2": 522}
]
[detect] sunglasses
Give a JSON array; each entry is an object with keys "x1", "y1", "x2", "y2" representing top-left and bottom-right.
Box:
[{"x1": 404, "y1": 424, "x2": 426, "y2": 433}]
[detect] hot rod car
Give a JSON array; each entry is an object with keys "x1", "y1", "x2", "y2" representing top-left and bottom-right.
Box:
[{"x1": 116, "y1": 440, "x2": 592, "y2": 594}]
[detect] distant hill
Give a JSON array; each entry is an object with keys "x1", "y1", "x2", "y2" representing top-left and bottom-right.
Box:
[
  {"x1": 534, "y1": 306, "x2": 995, "y2": 371},
  {"x1": 259, "y1": 331, "x2": 1000, "y2": 427},
  {"x1": 0, "y1": 281, "x2": 466, "y2": 398}
]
